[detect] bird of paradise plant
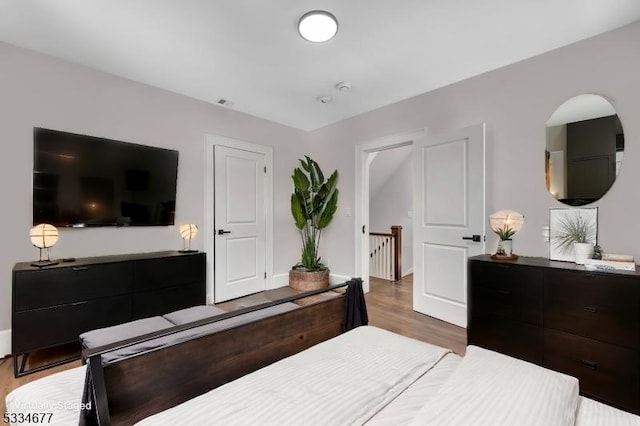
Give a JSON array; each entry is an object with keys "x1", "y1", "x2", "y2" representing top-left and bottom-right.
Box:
[{"x1": 290, "y1": 156, "x2": 338, "y2": 271}]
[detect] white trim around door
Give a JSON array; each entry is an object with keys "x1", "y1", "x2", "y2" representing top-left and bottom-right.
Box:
[{"x1": 204, "y1": 134, "x2": 274, "y2": 304}]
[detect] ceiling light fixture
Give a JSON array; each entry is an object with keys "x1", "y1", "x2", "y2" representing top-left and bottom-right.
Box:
[{"x1": 298, "y1": 10, "x2": 338, "y2": 43}]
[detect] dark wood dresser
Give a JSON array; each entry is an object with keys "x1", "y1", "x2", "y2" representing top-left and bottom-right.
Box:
[
  {"x1": 12, "y1": 250, "x2": 205, "y2": 376},
  {"x1": 468, "y1": 254, "x2": 639, "y2": 413}
]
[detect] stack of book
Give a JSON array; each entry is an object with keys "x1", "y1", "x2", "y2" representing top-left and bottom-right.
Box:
[{"x1": 584, "y1": 254, "x2": 636, "y2": 271}]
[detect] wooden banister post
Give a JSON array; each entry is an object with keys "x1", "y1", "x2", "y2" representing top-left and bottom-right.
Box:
[{"x1": 391, "y1": 226, "x2": 402, "y2": 281}]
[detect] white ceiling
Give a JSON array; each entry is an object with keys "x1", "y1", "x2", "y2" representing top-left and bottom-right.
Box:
[{"x1": 1, "y1": 1, "x2": 639, "y2": 131}]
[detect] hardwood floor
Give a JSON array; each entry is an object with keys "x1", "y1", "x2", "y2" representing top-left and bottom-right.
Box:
[
  {"x1": 1, "y1": 274, "x2": 467, "y2": 413},
  {"x1": 216, "y1": 276, "x2": 467, "y2": 355},
  {"x1": 367, "y1": 275, "x2": 466, "y2": 355}
]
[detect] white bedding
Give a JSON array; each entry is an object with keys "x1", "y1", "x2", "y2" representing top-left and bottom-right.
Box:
[
  {"x1": 577, "y1": 397, "x2": 640, "y2": 426},
  {"x1": 409, "y1": 345, "x2": 580, "y2": 426},
  {"x1": 5, "y1": 365, "x2": 86, "y2": 426},
  {"x1": 137, "y1": 326, "x2": 450, "y2": 425},
  {"x1": 367, "y1": 353, "x2": 462, "y2": 425}
]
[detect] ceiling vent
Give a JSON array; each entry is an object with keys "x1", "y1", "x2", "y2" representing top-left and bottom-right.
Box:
[{"x1": 216, "y1": 98, "x2": 233, "y2": 107}]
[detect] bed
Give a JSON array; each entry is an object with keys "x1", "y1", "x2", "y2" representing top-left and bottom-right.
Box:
[
  {"x1": 133, "y1": 327, "x2": 640, "y2": 426},
  {"x1": 6, "y1": 280, "x2": 640, "y2": 425}
]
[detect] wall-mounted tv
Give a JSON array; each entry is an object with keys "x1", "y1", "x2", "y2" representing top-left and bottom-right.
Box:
[{"x1": 33, "y1": 128, "x2": 179, "y2": 227}]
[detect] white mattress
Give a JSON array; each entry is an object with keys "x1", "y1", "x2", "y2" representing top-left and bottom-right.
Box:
[
  {"x1": 409, "y1": 345, "x2": 580, "y2": 426},
  {"x1": 577, "y1": 397, "x2": 640, "y2": 426},
  {"x1": 366, "y1": 353, "x2": 462, "y2": 425},
  {"x1": 137, "y1": 326, "x2": 450, "y2": 425},
  {"x1": 369, "y1": 351, "x2": 640, "y2": 426}
]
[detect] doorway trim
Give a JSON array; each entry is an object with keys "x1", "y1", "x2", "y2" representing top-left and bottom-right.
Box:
[
  {"x1": 354, "y1": 128, "x2": 425, "y2": 292},
  {"x1": 204, "y1": 134, "x2": 274, "y2": 304}
]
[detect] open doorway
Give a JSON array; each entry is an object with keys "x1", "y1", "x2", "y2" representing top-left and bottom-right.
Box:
[
  {"x1": 368, "y1": 145, "x2": 414, "y2": 282},
  {"x1": 354, "y1": 129, "x2": 424, "y2": 292},
  {"x1": 356, "y1": 125, "x2": 485, "y2": 328}
]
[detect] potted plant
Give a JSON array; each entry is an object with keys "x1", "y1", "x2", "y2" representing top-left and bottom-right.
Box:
[
  {"x1": 494, "y1": 225, "x2": 516, "y2": 256},
  {"x1": 553, "y1": 212, "x2": 596, "y2": 264},
  {"x1": 489, "y1": 210, "x2": 524, "y2": 256},
  {"x1": 289, "y1": 156, "x2": 339, "y2": 291}
]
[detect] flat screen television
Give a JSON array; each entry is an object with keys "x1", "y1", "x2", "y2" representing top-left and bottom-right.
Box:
[{"x1": 33, "y1": 128, "x2": 179, "y2": 227}]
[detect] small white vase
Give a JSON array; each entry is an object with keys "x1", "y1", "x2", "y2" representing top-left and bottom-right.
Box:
[
  {"x1": 498, "y1": 239, "x2": 512, "y2": 255},
  {"x1": 574, "y1": 242, "x2": 594, "y2": 265}
]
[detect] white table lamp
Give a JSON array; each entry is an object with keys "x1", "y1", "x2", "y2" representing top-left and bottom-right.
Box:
[
  {"x1": 30, "y1": 223, "x2": 59, "y2": 267},
  {"x1": 179, "y1": 223, "x2": 198, "y2": 252}
]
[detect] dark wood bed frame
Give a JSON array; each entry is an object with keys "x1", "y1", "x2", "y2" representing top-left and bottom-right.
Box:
[{"x1": 81, "y1": 280, "x2": 359, "y2": 425}]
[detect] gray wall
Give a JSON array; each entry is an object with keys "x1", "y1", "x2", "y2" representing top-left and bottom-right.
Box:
[
  {"x1": 0, "y1": 42, "x2": 307, "y2": 332},
  {"x1": 308, "y1": 22, "x2": 640, "y2": 273}
]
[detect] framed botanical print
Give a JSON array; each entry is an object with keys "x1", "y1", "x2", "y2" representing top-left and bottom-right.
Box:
[{"x1": 549, "y1": 207, "x2": 598, "y2": 262}]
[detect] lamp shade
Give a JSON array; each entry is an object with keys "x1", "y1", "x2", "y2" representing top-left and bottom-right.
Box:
[
  {"x1": 179, "y1": 223, "x2": 198, "y2": 240},
  {"x1": 30, "y1": 224, "x2": 58, "y2": 248},
  {"x1": 489, "y1": 210, "x2": 524, "y2": 235}
]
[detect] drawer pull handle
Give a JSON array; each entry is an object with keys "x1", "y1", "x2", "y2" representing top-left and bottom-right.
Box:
[
  {"x1": 583, "y1": 306, "x2": 597, "y2": 313},
  {"x1": 581, "y1": 359, "x2": 598, "y2": 370},
  {"x1": 72, "y1": 266, "x2": 89, "y2": 272},
  {"x1": 496, "y1": 289, "x2": 512, "y2": 295}
]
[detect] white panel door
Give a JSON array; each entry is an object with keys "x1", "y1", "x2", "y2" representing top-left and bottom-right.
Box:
[
  {"x1": 413, "y1": 123, "x2": 485, "y2": 327},
  {"x1": 214, "y1": 145, "x2": 266, "y2": 302}
]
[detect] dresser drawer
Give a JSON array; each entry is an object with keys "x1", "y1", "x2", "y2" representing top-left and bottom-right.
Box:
[
  {"x1": 13, "y1": 263, "x2": 133, "y2": 311},
  {"x1": 132, "y1": 283, "x2": 206, "y2": 319},
  {"x1": 544, "y1": 329, "x2": 639, "y2": 412},
  {"x1": 468, "y1": 314, "x2": 543, "y2": 364},
  {"x1": 132, "y1": 254, "x2": 205, "y2": 292},
  {"x1": 544, "y1": 269, "x2": 639, "y2": 348},
  {"x1": 12, "y1": 295, "x2": 131, "y2": 353},
  {"x1": 132, "y1": 281, "x2": 205, "y2": 319},
  {"x1": 469, "y1": 261, "x2": 542, "y2": 325}
]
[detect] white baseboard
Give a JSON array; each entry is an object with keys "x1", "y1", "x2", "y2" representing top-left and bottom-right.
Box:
[
  {"x1": 269, "y1": 273, "x2": 289, "y2": 289},
  {"x1": 329, "y1": 273, "x2": 352, "y2": 284},
  {"x1": 0, "y1": 329, "x2": 11, "y2": 358},
  {"x1": 402, "y1": 268, "x2": 414, "y2": 277}
]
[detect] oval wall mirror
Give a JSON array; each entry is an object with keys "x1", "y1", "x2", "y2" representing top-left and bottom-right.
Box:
[{"x1": 545, "y1": 94, "x2": 624, "y2": 206}]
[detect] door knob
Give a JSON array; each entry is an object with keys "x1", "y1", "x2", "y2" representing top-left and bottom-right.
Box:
[
  {"x1": 462, "y1": 234, "x2": 481, "y2": 242},
  {"x1": 217, "y1": 229, "x2": 231, "y2": 235}
]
